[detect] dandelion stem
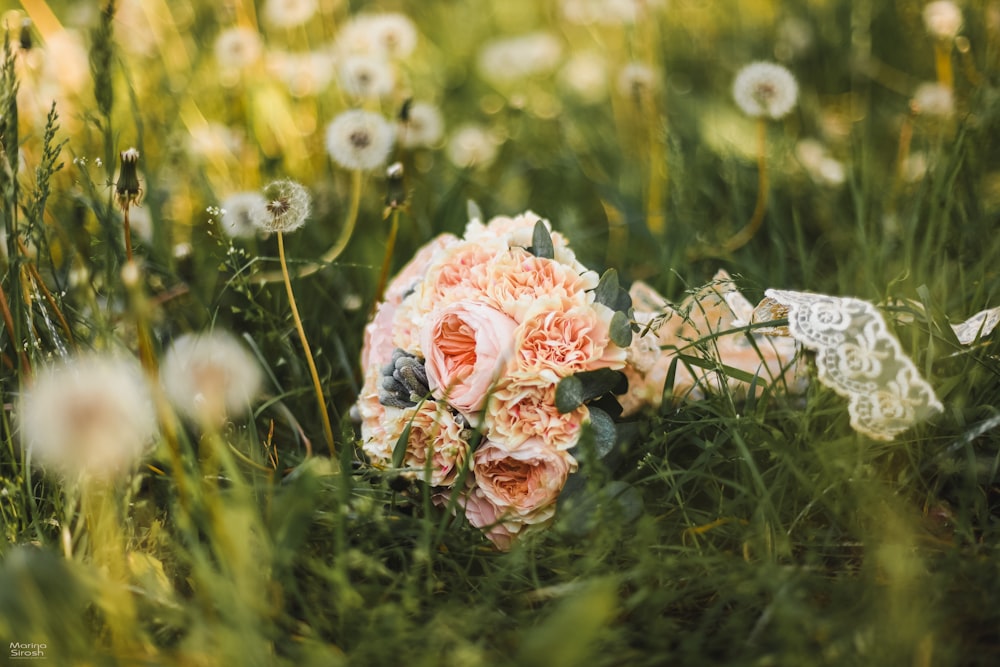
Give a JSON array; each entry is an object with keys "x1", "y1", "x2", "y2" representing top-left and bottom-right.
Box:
[
  {"x1": 373, "y1": 207, "x2": 401, "y2": 306},
  {"x1": 933, "y1": 40, "x2": 954, "y2": 90},
  {"x1": 254, "y1": 170, "x2": 363, "y2": 284},
  {"x1": 722, "y1": 118, "x2": 769, "y2": 255},
  {"x1": 122, "y1": 202, "x2": 134, "y2": 262},
  {"x1": 277, "y1": 231, "x2": 337, "y2": 459}
]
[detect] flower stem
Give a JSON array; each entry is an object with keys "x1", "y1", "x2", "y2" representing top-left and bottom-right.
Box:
[
  {"x1": 278, "y1": 231, "x2": 337, "y2": 459},
  {"x1": 373, "y1": 207, "x2": 401, "y2": 306},
  {"x1": 255, "y1": 170, "x2": 363, "y2": 284},
  {"x1": 122, "y1": 201, "x2": 134, "y2": 262},
  {"x1": 721, "y1": 118, "x2": 769, "y2": 255},
  {"x1": 934, "y1": 40, "x2": 954, "y2": 90}
]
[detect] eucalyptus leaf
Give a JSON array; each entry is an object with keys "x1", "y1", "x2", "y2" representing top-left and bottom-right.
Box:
[
  {"x1": 530, "y1": 220, "x2": 555, "y2": 259},
  {"x1": 610, "y1": 310, "x2": 633, "y2": 347},
  {"x1": 555, "y1": 375, "x2": 585, "y2": 413},
  {"x1": 586, "y1": 407, "x2": 617, "y2": 459},
  {"x1": 594, "y1": 269, "x2": 633, "y2": 313}
]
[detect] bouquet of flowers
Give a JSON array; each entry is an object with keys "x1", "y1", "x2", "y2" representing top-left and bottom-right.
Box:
[{"x1": 356, "y1": 211, "x2": 633, "y2": 549}]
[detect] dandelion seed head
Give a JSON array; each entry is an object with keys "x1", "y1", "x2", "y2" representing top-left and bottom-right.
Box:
[
  {"x1": 263, "y1": 0, "x2": 318, "y2": 29},
  {"x1": 17, "y1": 354, "x2": 157, "y2": 481},
  {"x1": 912, "y1": 82, "x2": 954, "y2": 117},
  {"x1": 220, "y1": 192, "x2": 268, "y2": 238},
  {"x1": 339, "y1": 55, "x2": 396, "y2": 100},
  {"x1": 616, "y1": 62, "x2": 659, "y2": 101},
  {"x1": 252, "y1": 180, "x2": 312, "y2": 233},
  {"x1": 267, "y1": 49, "x2": 336, "y2": 97},
  {"x1": 446, "y1": 124, "x2": 500, "y2": 169},
  {"x1": 732, "y1": 61, "x2": 799, "y2": 119},
  {"x1": 923, "y1": 1, "x2": 963, "y2": 40},
  {"x1": 398, "y1": 101, "x2": 444, "y2": 149},
  {"x1": 214, "y1": 27, "x2": 263, "y2": 70},
  {"x1": 336, "y1": 13, "x2": 418, "y2": 59},
  {"x1": 560, "y1": 51, "x2": 608, "y2": 104},
  {"x1": 325, "y1": 110, "x2": 396, "y2": 171},
  {"x1": 477, "y1": 32, "x2": 562, "y2": 86},
  {"x1": 161, "y1": 331, "x2": 264, "y2": 426}
]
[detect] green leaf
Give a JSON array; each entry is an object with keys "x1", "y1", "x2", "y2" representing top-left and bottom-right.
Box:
[
  {"x1": 391, "y1": 419, "x2": 413, "y2": 469},
  {"x1": 555, "y1": 375, "x2": 585, "y2": 413},
  {"x1": 593, "y1": 269, "x2": 632, "y2": 313},
  {"x1": 530, "y1": 220, "x2": 554, "y2": 259},
  {"x1": 586, "y1": 406, "x2": 617, "y2": 459},
  {"x1": 555, "y1": 369, "x2": 628, "y2": 413},
  {"x1": 609, "y1": 310, "x2": 633, "y2": 347},
  {"x1": 467, "y1": 199, "x2": 483, "y2": 222}
]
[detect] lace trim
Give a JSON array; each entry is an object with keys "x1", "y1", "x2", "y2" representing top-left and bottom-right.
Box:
[
  {"x1": 763, "y1": 289, "x2": 944, "y2": 441},
  {"x1": 952, "y1": 306, "x2": 1000, "y2": 345}
]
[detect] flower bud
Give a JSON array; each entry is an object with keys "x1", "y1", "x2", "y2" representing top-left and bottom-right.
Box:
[{"x1": 116, "y1": 148, "x2": 141, "y2": 208}]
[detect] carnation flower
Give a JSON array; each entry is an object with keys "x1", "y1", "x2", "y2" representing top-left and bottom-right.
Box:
[
  {"x1": 446, "y1": 124, "x2": 500, "y2": 169},
  {"x1": 219, "y1": 191, "x2": 267, "y2": 238},
  {"x1": 263, "y1": 0, "x2": 318, "y2": 29},
  {"x1": 160, "y1": 331, "x2": 264, "y2": 426},
  {"x1": 923, "y1": 1, "x2": 963, "y2": 40},
  {"x1": 732, "y1": 61, "x2": 799, "y2": 119},
  {"x1": 381, "y1": 402, "x2": 471, "y2": 487},
  {"x1": 477, "y1": 248, "x2": 597, "y2": 323},
  {"x1": 512, "y1": 302, "x2": 626, "y2": 383},
  {"x1": 17, "y1": 354, "x2": 157, "y2": 481},
  {"x1": 486, "y1": 379, "x2": 589, "y2": 451},
  {"x1": 421, "y1": 301, "x2": 518, "y2": 416},
  {"x1": 325, "y1": 110, "x2": 396, "y2": 171},
  {"x1": 399, "y1": 102, "x2": 445, "y2": 149},
  {"x1": 338, "y1": 55, "x2": 396, "y2": 100},
  {"x1": 252, "y1": 179, "x2": 312, "y2": 233},
  {"x1": 214, "y1": 27, "x2": 262, "y2": 71}
]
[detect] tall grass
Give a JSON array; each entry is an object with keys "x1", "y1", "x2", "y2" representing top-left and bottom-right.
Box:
[{"x1": 1, "y1": 0, "x2": 999, "y2": 665}]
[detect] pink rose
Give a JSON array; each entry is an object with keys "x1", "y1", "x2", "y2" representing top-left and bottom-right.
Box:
[
  {"x1": 453, "y1": 484, "x2": 518, "y2": 551},
  {"x1": 360, "y1": 299, "x2": 397, "y2": 370},
  {"x1": 421, "y1": 301, "x2": 518, "y2": 416},
  {"x1": 384, "y1": 233, "x2": 458, "y2": 305},
  {"x1": 472, "y1": 438, "x2": 576, "y2": 524}
]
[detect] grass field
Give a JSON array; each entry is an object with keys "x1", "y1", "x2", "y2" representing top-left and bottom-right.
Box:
[{"x1": 2, "y1": 0, "x2": 1000, "y2": 665}]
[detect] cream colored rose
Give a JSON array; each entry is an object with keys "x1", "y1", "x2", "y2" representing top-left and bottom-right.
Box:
[
  {"x1": 421, "y1": 301, "x2": 518, "y2": 415},
  {"x1": 472, "y1": 438, "x2": 576, "y2": 524},
  {"x1": 385, "y1": 401, "x2": 470, "y2": 487}
]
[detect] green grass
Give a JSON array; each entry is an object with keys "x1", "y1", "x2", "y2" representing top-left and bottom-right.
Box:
[{"x1": 1, "y1": 0, "x2": 1000, "y2": 665}]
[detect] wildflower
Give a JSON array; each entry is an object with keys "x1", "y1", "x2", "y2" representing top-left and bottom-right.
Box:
[
  {"x1": 324, "y1": 110, "x2": 396, "y2": 171},
  {"x1": 263, "y1": 0, "x2": 318, "y2": 29},
  {"x1": 338, "y1": 55, "x2": 396, "y2": 100},
  {"x1": 17, "y1": 354, "x2": 157, "y2": 481},
  {"x1": 477, "y1": 32, "x2": 562, "y2": 86},
  {"x1": 115, "y1": 148, "x2": 141, "y2": 209},
  {"x1": 398, "y1": 101, "x2": 445, "y2": 149},
  {"x1": 220, "y1": 192, "x2": 268, "y2": 238},
  {"x1": 267, "y1": 49, "x2": 336, "y2": 97},
  {"x1": 559, "y1": 51, "x2": 609, "y2": 104},
  {"x1": 160, "y1": 331, "x2": 264, "y2": 426},
  {"x1": 446, "y1": 124, "x2": 500, "y2": 169},
  {"x1": 732, "y1": 61, "x2": 799, "y2": 119},
  {"x1": 252, "y1": 180, "x2": 311, "y2": 233},
  {"x1": 912, "y1": 82, "x2": 954, "y2": 117},
  {"x1": 616, "y1": 62, "x2": 659, "y2": 102},
  {"x1": 214, "y1": 27, "x2": 262, "y2": 70},
  {"x1": 923, "y1": 1, "x2": 963, "y2": 40},
  {"x1": 336, "y1": 13, "x2": 418, "y2": 59},
  {"x1": 368, "y1": 13, "x2": 419, "y2": 59}
]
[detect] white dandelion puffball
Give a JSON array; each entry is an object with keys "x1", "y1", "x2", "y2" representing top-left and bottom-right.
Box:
[
  {"x1": 446, "y1": 124, "x2": 500, "y2": 169},
  {"x1": 17, "y1": 354, "x2": 157, "y2": 481},
  {"x1": 398, "y1": 102, "x2": 445, "y2": 149},
  {"x1": 923, "y1": 1, "x2": 963, "y2": 40},
  {"x1": 732, "y1": 61, "x2": 799, "y2": 119},
  {"x1": 214, "y1": 27, "x2": 262, "y2": 70},
  {"x1": 161, "y1": 331, "x2": 264, "y2": 426},
  {"x1": 616, "y1": 62, "x2": 659, "y2": 100},
  {"x1": 264, "y1": 0, "x2": 318, "y2": 29},
  {"x1": 476, "y1": 32, "x2": 562, "y2": 86},
  {"x1": 560, "y1": 51, "x2": 609, "y2": 104},
  {"x1": 338, "y1": 55, "x2": 396, "y2": 100},
  {"x1": 336, "y1": 13, "x2": 418, "y2": 59},
  {"x1": 912, "y1": 82, "x2": 955, "y2": 118},
  {"x1": 220, "y1": 191, "x2": 268, "y2": 238},
  {"x1": 325, "y1": 110, "x2": 396, "y2": 171},
  {"x1": 252, "y1": 179, "x2": 312, "y2": 233}
]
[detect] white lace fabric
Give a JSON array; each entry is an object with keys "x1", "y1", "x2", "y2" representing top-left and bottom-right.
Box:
[{"x1": 763, "y1": 290, "x2": 944, "y2": 441}]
